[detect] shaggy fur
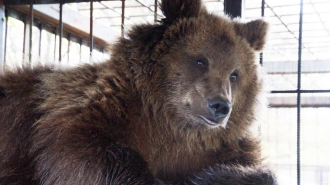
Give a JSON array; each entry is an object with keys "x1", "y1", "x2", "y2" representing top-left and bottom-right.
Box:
[{"x1": 0, "y1": 0, "x2": 276, "y2": 184}]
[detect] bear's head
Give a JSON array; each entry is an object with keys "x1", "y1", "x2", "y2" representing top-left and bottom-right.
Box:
[{"x1": 123, "y1": 0, "x2": 268, "y2": 133}]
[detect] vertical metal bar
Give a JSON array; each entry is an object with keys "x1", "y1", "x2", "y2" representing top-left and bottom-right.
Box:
[
  {"x1": 259, "y1": 0, "x2": 265, "y2": 66},
  {"x1": 0, "y1": 5, "x2": 5, "y2": 72},
  {"x1": 79, "y1": 38, "x2": 82, "y2": 63},
  {"x1": 59, "y1": 2, "x2": 63, "y2": 62},
  {"x1": 261, "y1": 0, "x2": 265, "y2": 17},
  {"x1": 257, "y1": 0, "x2": 266, "y2": 136},
  {"x1": 297, "y1": 0, "x2": 304, "y2": 185},
  {"x1": 53, "y1": 27, "x2": 57, "y2": 61},
  {"x1": 29, "y1": 0, "x2": 33, "y2": 66},
  {"x1": 38, "y1": 23, "x2": 42, "y2": 62},
  {"x1": 0, "y1": 5, "x2": 5, "y2": 73},
  {"x1": 3, "y1": 8, "x2": 8, "y2": 71},
  {"x1": 90, "y1": 0, "x2": 93, "y2": 57},
  {"x1": 154, "y1": 0, "x2": 157, "y2": 23},
  {"x1": 259, "y1": 52, "x2": 263, "y2": 66},
  {"x1": 67, "y1": 33, "x2": 70, "y2": 63},
  {"x1": 22, "y1": 16, "x2": 27, "y2": 63},
  {"x1": 121, "y1": 0, "x2": 125, "y2": 37}
]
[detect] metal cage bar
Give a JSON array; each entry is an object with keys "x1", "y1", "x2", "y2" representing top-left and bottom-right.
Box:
[
  {"x1": 79, "y1": 38, "x2": 82, "y2": 63},
  {"x1": 28, "y1": 0, "x2": 33, "y2": 65},
  {"x1": 53, "y1": 27, "x2": 57, "y2": 61},
  {"x1": 271, "y1": 90, "x2": 330, "y2": 94},
  {"x1": 67, "y1": 33, "x2": 71, "y2": 62},
  {"x1": 38, "y1": 23, "x2": 43, "y2": 60},
  {"x1": 90, "y1": 0, "x2": 93, "y2": 57},
  {"x1": 121, "y1": 0, "x2": 125, "y2": 37},
  {"x1": 3, "y1": 8, "x2": 8, "y2": 70},
  {"x1": 154, "y1": 0, "x2": 157, "y2": 23},
  {"x1": 59, "y1": 2, "x2": 63, "y2": 62},
  {"x1": 296, "y1": 1, "x2": 304, "y2": 184},
  {"x1": 22, "y1": 16, "x2": 27, "y2": 63},
  {"x1": 259, "y1": 0, "x2": 265, "y2": 66},
  {"x1": 265, "y1": 0, "x2": 329, "y2": 184}
]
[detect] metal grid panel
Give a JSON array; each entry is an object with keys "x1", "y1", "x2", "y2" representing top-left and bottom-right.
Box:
[
  {"x1": 71, "y1": 0, "x2": 224, "y2": 33},
  {"x1": 244, "y1": 1, "x2": 330, "y2": 185},
  {"x1": 245, "y1": 0, "x2": 330, "y2": 94},
  {"x1": 246, "y1": 0, "x2": 330, "y2": 63}
]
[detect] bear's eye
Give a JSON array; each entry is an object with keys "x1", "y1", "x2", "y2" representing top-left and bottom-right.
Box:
[
  {"x1": 195, "y1": 58, "x2": 208, "y2": 70},
  {"x1": 230, "y1": 72, "x2": 238, "y2": 82}
]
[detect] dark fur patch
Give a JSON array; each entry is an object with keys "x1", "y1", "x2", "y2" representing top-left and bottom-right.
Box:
[
  {"x1": 161, "y1": 0, "x2": 202, "y2": 24},
  {"x1": 234, "y1": 20, "x2": 268, "y2": 51},
  {"x1": 0, "y1": 86, "x2": 5, "y2": 97}
]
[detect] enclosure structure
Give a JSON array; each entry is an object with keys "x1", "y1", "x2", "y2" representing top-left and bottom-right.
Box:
[{"x1": 0, "y1": 0, "x2": 329, "y2": 184}]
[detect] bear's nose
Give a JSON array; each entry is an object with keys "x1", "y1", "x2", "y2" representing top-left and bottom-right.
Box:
[{"x1": 207, "y1": 96, "x2": 232, "y2": 122}]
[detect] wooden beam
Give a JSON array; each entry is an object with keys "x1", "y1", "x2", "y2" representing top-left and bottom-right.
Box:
[
  {"x1": 263, "y1": 60, "x2": 330, "y2": 74},
  {"x1": 269, "y1": 96, "x2": 330, "y2": 107},
  {"x1": 7, "y1": 4, "x2": 120, "y2": 47}
]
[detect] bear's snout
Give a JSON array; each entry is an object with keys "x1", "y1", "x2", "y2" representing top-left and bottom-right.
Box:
[{"x1": 207, "y1": 96, "x2": 232, "y2": 123}]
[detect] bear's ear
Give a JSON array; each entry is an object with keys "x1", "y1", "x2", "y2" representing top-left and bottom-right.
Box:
[
  {"x1": 234, "y1": 20, "x2": 268, "y2": 51},
  {"x1": 161, "y1": 0, "x2": 202, "y2": 24}
]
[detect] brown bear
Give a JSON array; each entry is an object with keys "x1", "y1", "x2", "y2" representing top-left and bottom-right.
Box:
[{"x1": 0, "y1": 0, "x2": 276, "y2": 184}]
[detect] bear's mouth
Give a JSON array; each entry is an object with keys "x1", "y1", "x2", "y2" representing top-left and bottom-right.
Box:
[
  {"x1": 197, "y1": 114, "x2": 228, "y2": 129},
  {"x1": 198, "y1": 115, "x2": 222, "y2": 127}
]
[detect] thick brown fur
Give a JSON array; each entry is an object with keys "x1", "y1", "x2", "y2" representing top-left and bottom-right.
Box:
[{"x1": 0, "y1": 0, "x2": 276, "y2": 184}]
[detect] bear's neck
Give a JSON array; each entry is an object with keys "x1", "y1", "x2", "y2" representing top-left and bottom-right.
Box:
[{"x1": 125, "y1": 108, "x2": 225, "y2": 182}]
